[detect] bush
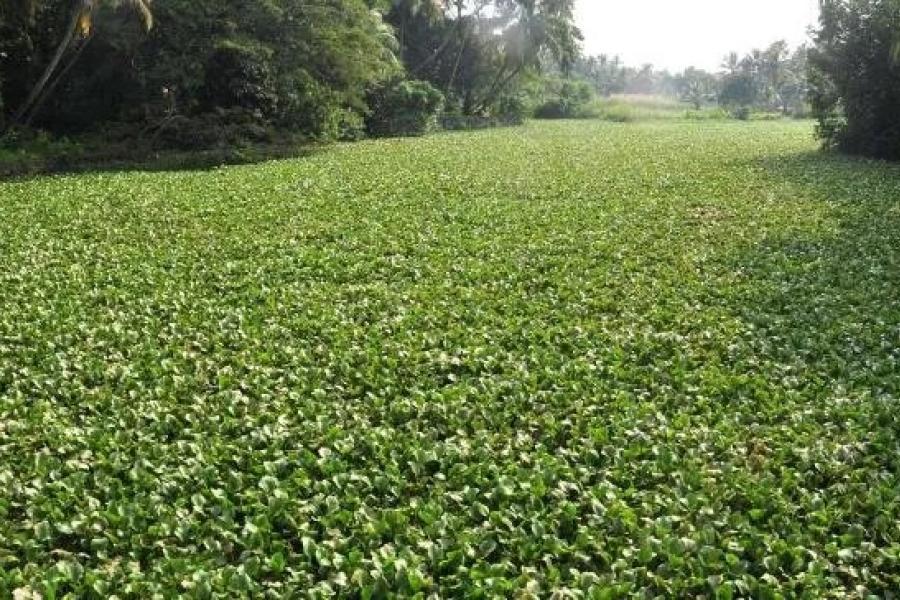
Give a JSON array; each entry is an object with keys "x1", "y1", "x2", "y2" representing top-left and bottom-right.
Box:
[
  {"x1": 332, "y1": 109, "x2": 367, "y2": 142},
  {"x1": 269, "y1": 73, "x2": 360, "y2": 141},
  {"x1": 495, "y1": 95, "x2": 528, "y2": 125},
  {"x1": 152, "y1": 109, "x2": 275, "y2": 151},
  {"x1": 718, "y1": 74, "x2": 758, "y2": 110},
  {"x1": 203, "y1": 41, "x2": 278, "y2": 117},
  {"x1": 366, "y1": 80, "x2": 444, "y2": 137},
  {"x1": 684, "y1": 107, "x2": 730, "y2": 120},
  {"x1": 580, "y1": 96, "x2": 688, "y2": 122},
  {"x1": 533, "y1": 80, "x2": 594, "y2": 119},
  {"x1": 732, "y1": 106, "x2": 751, "y2": 121},
  {"x1": 751, "y1": 112, "x2": 784, "y2": 121},
  {"x1": 534, "y1": 100, "x2": 570, "y2": 119},
  {"x1": 439, "y1": 93, "x2": 525, "y2": 130},
  {"x1": 588, "y1": 103, "x2": 634, "y2": 122},
  {"x1": 440, "y1": 114, "x2": 523, "y2": 130},
  {"x1": 0, "y1": 129, "x2": 86, "y2": 176}
]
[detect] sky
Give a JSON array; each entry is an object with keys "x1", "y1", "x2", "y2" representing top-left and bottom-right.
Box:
[{"x1": 575, "y1": 0, "x2": 819, "y2": 72}]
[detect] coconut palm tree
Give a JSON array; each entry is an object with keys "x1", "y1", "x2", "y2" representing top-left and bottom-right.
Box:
[
  {"x1": 10, "y1": 0, "x2": 152, "y2": 127},
  {"x1": 473, "y1": 0, "x2": 580, "y2": 112},
  {"x1": 721, "y1": 51, "x2": 739, "y2": 75}
]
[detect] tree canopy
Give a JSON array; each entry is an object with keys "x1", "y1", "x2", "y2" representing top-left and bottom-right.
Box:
[
  {"x1": 809, "y1": 0, "x2": 900, "y2": 159},
  {"x1": 0, "y1": 0, "x2": 581, "y2": 141}
]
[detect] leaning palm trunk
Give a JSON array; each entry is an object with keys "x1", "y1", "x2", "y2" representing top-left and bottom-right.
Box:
[
  {"x1": 10, "y1": 0, "x2": 87, "y2": 127},
  {"x1": 25, "y1": 35, "x2": 95, "y2": 126},
  {"x1": 8, "y1": 0, "x2": 152, "y2": 129}
]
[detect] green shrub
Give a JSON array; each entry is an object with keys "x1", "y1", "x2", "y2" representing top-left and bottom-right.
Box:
[
  {"x1": 596, "y1": 103, "x2": 635, "y2": 122},
  {"x1": 684, "y1": 107, "x2": 730, "y2": 120},
  {"x1": 582, "y1": 95, "x2": 709, "y2": 122},
  {"x1": 718, "y1": 73, "x2": 758, "y2": 110},
  {"x1": 439, "y1": 113, "x2": 523, "y2": 130},
  {"x1": 751, "y1": 111, "x2": 784, "y2": 121},
  {"x1": 439, "y1": 94, "x2": 527, "y2": 129},
  {"x1": 203, "y1": 41, "x2": 278, "y2": 117},
  {"x1": 495, "y1": 95, "x2": 528, "y2": 124},
  {"x1": 813, "y1": 101, "x2": 848, "y2": 147},
  {"x1": 0, "y1": 129, "x2": 85, "y2": 176},
  {"x1": 534, "y1": 80, "x2": 594, "y2": 119},
  {"x1": 732, "y1": 106, "x2": 751, "y2": 121},
  {"x1": 534, "y1": 100, "x2": 574, "y2": 119},
  {"x1": 153, "y1": 109, "x2": 275, "y2": 150},
  {"x1": 366, "y1": 80, "x2": 445, "y2": 137},
  {"x1": 272, "y1": 73, "x2": 358, "y2": 141},
  {"x1": 333, "y1": 109, "x2": 367, "y2": 142}
]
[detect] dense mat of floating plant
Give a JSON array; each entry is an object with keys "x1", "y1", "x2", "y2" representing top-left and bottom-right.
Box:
[{"x1": 1, "y1": 120, "x2": 899, "y2": 597}]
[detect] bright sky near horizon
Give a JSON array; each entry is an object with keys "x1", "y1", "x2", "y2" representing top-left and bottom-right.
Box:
[{"x1": 575, "y1": 0, "x2": 820, "y2": 72}]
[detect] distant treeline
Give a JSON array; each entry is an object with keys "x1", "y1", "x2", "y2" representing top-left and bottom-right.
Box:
[
  {"x1": 571, "y1": 42, "x2": 809, "y2": 117},
  {"x1": 1, "y1": 0, "x2": 898, "y2": 159}
]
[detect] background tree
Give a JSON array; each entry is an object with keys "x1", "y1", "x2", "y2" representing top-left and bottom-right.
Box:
[
  {"x1": 722, "y1": 51, "x2": 740, "y2": 75},
  {"x1": 573, "y1": 53, "x2": 626, "y2": 96},
  {"x1": 677, "y1": 67, "x2": 716, "y2": 109},
  {"x1": 380, "y1": 0, "x2": 580, "y2": 117},
  {"x1": 775, "y1": 45, "x2": 808, "y2": 115},
  {"x1": 809, "y1": 0, "x2": 900, "y2": 159},
  {"x1": 626, "y1": 63, "x2": 655, "y2": 94},
  {"x1": 718, "y1": 72, "x2": 757, "y2": 109},
  {"x1": 715, "y1": 40, "x2": 809, "y2": 116},
  {"x1": 760, "y1": 40, "x2": 789, "y2": 110}
]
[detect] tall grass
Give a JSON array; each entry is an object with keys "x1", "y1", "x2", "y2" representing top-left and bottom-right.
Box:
[{"x1": 582, "y1": 94, "x2": 729, "y2": 122}]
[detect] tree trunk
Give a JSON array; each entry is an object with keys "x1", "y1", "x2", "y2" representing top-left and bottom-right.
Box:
[
  {"x1": 411, "y1": 30, "x2": 454, "y2": 76},
  {"x1": 412, "y1": 1, "x2": 476, "y2": 78},
  {"x1": 25, "y1": 35, "x2": 94, "y2": 127},
  {"x1": 446, "y1": 19, "x2": 469, "y2": 93},
  {"x1": 473, "y1": 62, "x2": 522, "y2": 114},
  {"x1": 10, "y1": 0, "x2": 86, "y2": 127},
  {"x1": 447, "y1": 5, "x2": 469, "y2": 94}
]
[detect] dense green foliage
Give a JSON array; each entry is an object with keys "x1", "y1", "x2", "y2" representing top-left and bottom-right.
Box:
[
  {"x1": 675, "y1": 67, "x2": 717, "y2": 110},
  {"x1": 382, "y1": 0, "x2": 580, "y2": 116},
  {"x1": 0, "y1": 0, "x2": 580, "y2": 144},
  {"x1": 1, "y1": 0, "x2": 399, "y2": 139},
  {"x1": 809, "y1": 0, "x2": 900, "y2": 159},
  {"x1": 2, "y1": 120, "x2": 900, "y2": 596},
  {"x1": 365, "y1": 79, "x2": 445, "y2": 137},
  {"x1": 533, "y1": 78, "x2": 593, "y2": 118}
]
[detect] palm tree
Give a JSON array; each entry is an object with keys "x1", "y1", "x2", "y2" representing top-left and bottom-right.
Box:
[
  {"x1": 473, "y1": 0, "x2": 580, "y2": 112},
  {"x1": 721, "y1": 52, "x2": 739, "y2": 75},
  {"x1": 10, "y1": 0, "x2": 153, "y2": 128},
  {"x1": 408, "y1": 0, "x2": 479, "y2": 77}
]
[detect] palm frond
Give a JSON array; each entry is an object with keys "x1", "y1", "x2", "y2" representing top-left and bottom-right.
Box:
[
  {"x1": 125, "y1": 0, "x2": 153, "y2": 30},
  {"x1": 78, "y1": 8, "x2": 93, "y2": 36}
]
